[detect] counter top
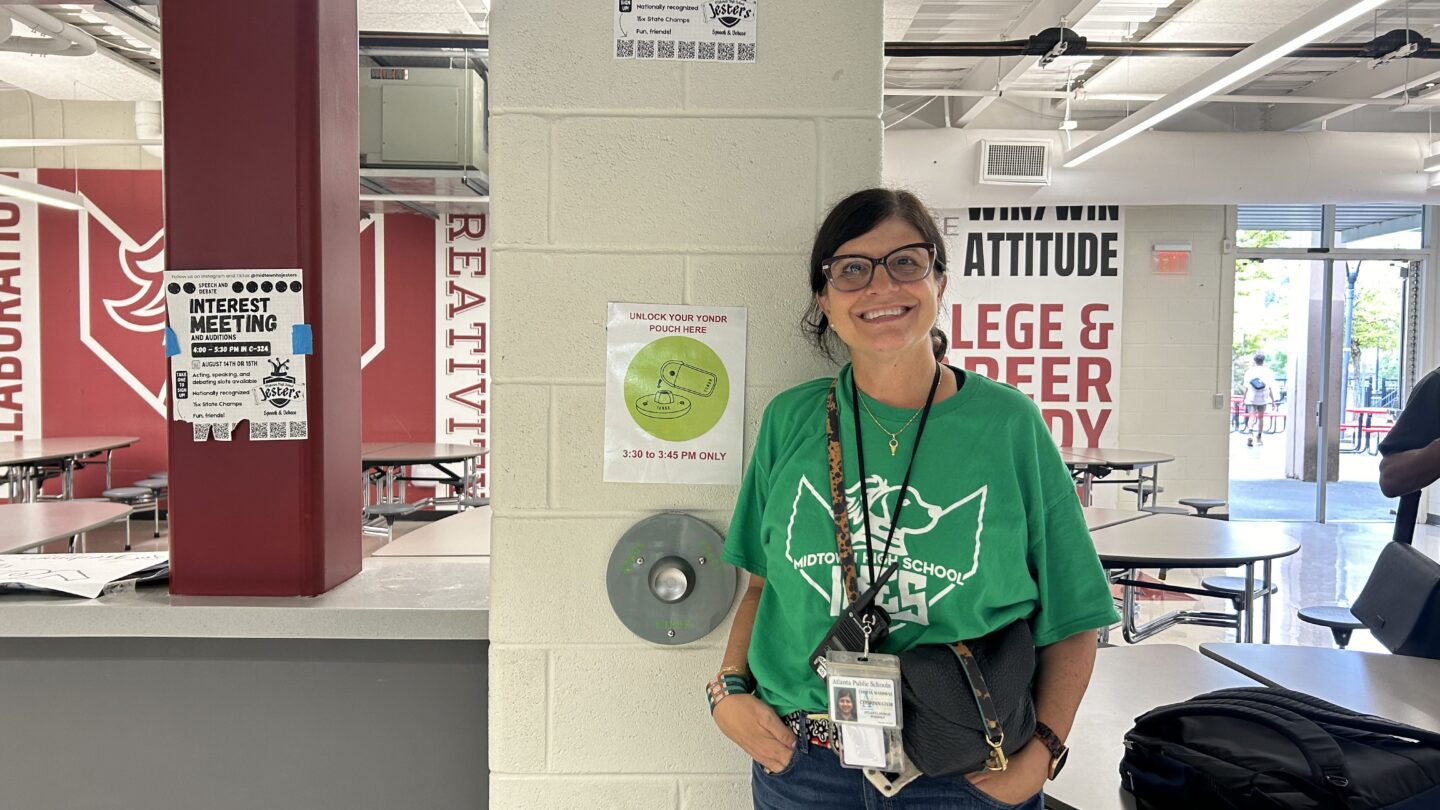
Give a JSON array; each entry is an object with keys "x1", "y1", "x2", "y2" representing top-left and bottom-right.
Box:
[{"x1": 0, "y1": 556, "x2": 488, "y2": 641}]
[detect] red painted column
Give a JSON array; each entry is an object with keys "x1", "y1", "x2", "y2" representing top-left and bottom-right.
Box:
[{"x1": 162, "y1": 0, "x2": 361, "y2": 595}]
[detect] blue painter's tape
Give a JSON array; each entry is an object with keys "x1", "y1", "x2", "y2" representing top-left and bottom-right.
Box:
[
  {"x1": 164, "y1": 326, "x2": 179, "y2": 357},
  {"x1": 292, "y1": 324, "x2": 313, "y2": 355}
]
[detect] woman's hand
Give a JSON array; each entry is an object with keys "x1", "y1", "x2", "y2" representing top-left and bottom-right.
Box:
[
  {"x1": 712, "y1": 694, "x2": 797, "y2": 772},
  {"x1": 965, "y1": 740, "x2": 1049, "y2": 805}
]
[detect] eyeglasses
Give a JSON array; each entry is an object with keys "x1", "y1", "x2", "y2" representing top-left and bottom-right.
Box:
[{"x1": 819, "y1": 243, "x2": 939, "y2": 292}]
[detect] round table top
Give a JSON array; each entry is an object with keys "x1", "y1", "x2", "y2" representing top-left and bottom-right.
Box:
[
  {"x1": 1057, "y1": 446, "x2": 1175, "y2": 468},
  {"x1": 1345, "y1": 407, "x2": 1391, "y2": 414},
  {"x1": 0, "y1": 437, "x2": 139, "y2": 466},
  {"x1": 1091, "y1": 514, "x2": 1300, "y2": 568},
  {"x1": 361, "y1": 442, "x2": 488, "y2": 465},
  {"x1": 0, "y1": 502, "x2": 133, "y2": 554}
]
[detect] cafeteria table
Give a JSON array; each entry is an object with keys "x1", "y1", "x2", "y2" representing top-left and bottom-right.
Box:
[
  {"x1": 1201, "y1": 643, "x2": 1440, "y2": 734},
  {"x1": 361, "y1": 441, "x2": 489, "y2": 510},
  {"x1": 1046, "y1": 644, "x2": 1259, "y2": 810},
  {"x1": 0, "y1": 501, "x2": 133, "y2": 554},
  {"x1": 1059, "y1": 446, "x2": 1175, "y2": 507},
  {"x1": 1082, "y1": 506, "x2": 1152, "y2": 531},
  {"x1": 1092, "y1": 514, "x2": 1300, "y2": 643},
  {"x1": 0, "y1": 436, "x2": 138, "y2": 502},
  {"x1": 372, "y1": 505, "x2": 491, "y2": 557}
]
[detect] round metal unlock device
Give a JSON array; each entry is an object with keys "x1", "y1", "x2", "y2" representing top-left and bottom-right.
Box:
[{"x1": 606, "y1": 513, "x2": 737, "y2": 645}]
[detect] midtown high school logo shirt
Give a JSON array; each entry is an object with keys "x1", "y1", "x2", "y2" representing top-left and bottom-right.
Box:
[{"x1": 724, "y1": 366, "x2": 1120, "y2": 716}]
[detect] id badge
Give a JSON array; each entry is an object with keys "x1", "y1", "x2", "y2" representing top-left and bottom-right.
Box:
[{"x1": 825, "y1": 650, "x2": 905, "y2": 771}]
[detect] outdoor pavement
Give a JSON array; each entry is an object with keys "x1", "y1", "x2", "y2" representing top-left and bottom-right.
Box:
[{"x1": 1228, "y1": 424, "x2": 1397, "y2": 521}]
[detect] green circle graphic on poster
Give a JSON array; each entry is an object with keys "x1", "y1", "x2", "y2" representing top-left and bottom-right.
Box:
[{"x1": 625, "y1": 336, "x2": 729, "y2": 442}]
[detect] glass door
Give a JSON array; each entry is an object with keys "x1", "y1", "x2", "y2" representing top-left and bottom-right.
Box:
[
  {"x1": 1229, "y1": 258, "x2": 1321, "y2": 520},
  {"x1": 1322, "y1": 259, "x2": 1416, "y2": 521}
]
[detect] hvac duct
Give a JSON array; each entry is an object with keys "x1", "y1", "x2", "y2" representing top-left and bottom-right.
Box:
[
  {"x1": 0, "y1": 7, "x2": 97, "y2": 57},
  {"x1": 885, "y1": 129, "x2": 1440, "y2": 205},
  {"x1": 134, "y1": 101, "x2": 162, "y2": 158}
]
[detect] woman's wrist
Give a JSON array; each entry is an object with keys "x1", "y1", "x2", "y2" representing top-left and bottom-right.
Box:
[{"x1": 704, "y1": 670, "x2": 755, "y2": 713}]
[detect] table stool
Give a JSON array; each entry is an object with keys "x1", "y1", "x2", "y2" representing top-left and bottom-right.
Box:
[
  {"x1": 363, "y1": 501, "x2": 418, "y2": 542},
  {"x1": 134, "y1": 478, "x2": 168, "y2": 539},
  {"x1": 1122, "y1": 482, "x2": 1164, "y2": 506},
  {"x1": 1202, "y1": 575, "x2": 1278, "y2": 643},
  {"x1": 102, "y1": 486, "x2": 157, "y2": 551},
  {"x1": 1178, "y1": 498, "x2": 1227, "y2": 517},
  {"x1": 458, "y1": 496, "x2": 490, "y2": 510},
  {"x1": 1297, "y1": 605, "x2": 1364, "y2": 649}
]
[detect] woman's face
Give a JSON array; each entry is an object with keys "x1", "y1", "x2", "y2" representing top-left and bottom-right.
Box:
[
  {"x1": 817, "y1": 217, "x2": 945, "y2": 362},
  {"x1": 838, "y1": 694, "x2": 854, "y2": 717}
]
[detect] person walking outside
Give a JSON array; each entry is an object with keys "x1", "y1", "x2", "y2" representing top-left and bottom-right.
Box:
[{"x1": 1244, "y1": 353, "x2": 1278, "y2": 448}]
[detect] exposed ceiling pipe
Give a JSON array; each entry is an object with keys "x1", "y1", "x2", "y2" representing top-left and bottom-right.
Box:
[
  {"x1": 883, "y1": 88, "x2": 1416, "y2": 108},
  {"x1": 0, "y1": 7, "x2": 98, "y2": 57},
  {"x1": 0, "y1": 138, "x2": 161, "y2": 147},
  {"x1": 134, "y1": 100, "x2": 162, "y2": 158},
  {"x1": 359, "y1": 194, "x2": 489, "y2": 203}
]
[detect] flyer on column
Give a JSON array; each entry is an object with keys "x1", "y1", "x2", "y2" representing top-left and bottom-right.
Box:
[
  {"x1": 164, "y1": 270, "x2": 309, "y2": 442},
  {"x1": 605, "y1": 303, "x2": 746, "y2": 485}
]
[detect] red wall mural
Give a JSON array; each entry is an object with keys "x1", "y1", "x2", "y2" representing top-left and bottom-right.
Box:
[{"x1": 13, "y1": 169, "x2": 439, "y2": 498}]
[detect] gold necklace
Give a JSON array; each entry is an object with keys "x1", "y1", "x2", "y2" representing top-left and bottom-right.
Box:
[{"x1": 858, "y1": 395, "x2": 922, "y2": 456}]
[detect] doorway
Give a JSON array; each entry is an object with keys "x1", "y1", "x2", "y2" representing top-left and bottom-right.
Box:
[{"x1": 1227, "y1": 205, "x2": 1425, "y2": 522}]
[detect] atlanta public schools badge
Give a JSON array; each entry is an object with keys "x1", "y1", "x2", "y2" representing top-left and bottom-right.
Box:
[
  {"x1": 257, "y1": 358, "x2": 303, "y2": 409},
  {"x1": 707, "y1": 2, "x2": 752, "y2": 28}
]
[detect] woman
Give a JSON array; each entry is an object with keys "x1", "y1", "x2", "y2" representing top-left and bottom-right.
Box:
[{"x1": 708, "y1": 189, "x2": 1120, "y2": 809}]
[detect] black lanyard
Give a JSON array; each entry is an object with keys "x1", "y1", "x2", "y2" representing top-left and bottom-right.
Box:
[{"x1": 852, "y1": 363, "x2": 942, "y2": 586}]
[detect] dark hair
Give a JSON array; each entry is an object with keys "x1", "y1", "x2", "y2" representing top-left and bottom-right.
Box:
[
  {"x1": 802, "y1": 189, "x2": 948, "y2": 359},
  {"x1": 1254, "y1": 353, "x2": 1266, "y2": 365}
]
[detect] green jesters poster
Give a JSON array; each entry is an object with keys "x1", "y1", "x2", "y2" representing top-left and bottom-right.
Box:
[{"x1": 604, "y1": 303, "x2": 747, "y2": 485}]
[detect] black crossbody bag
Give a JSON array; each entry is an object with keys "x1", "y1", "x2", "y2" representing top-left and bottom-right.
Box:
[{"x1": 814, "y1": 378, "x2": 1036, "y2": 777}]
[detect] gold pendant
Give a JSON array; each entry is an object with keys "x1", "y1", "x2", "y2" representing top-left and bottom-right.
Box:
[{"x1": 888, "y1": 436, "x2": 899, "y2": 456}]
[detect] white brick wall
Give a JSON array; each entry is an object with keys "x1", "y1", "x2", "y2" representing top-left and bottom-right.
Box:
[
  {"x1": 488, "y1": 1, "x2": 882, "y2": 805},
  {"x1": 1119, "y1": 206, "x2": 1232, "y2": 504}
]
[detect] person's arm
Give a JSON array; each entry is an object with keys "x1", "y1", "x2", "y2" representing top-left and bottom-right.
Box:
[
  {"x1": 1379, "y1": 437, "x2": 1440, "y2": 498},
  {"x1": 967, "y1": 629, "x2": 1097, "y2": 801},
  {"x1": 710, "y1": 574, "x2": 796, "y2": 771}
]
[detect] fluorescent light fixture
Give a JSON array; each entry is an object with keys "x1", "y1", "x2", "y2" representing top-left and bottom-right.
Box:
[
  {"x1": 0, "y1": 174, "x2": 85, "y2": 210},
  {"x1": 1425, "y1": 142, "x2": 1440, "y2": 172},
  {"x1": 1063, "y1": 0, "x2": 1393, "y2": 168}
]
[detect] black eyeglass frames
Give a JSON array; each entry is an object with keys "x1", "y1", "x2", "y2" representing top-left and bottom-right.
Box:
[{"x1": 819, "y1": 242, "x2": 939, "y2": 292}]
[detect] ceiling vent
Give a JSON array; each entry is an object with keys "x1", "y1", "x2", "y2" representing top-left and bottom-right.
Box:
[{"x1": 978, "y1": 139, "x2": 1050, "y2": 186}]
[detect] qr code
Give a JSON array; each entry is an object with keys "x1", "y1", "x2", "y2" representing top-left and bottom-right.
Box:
[
  {"x1": 213, "y1": 423, "x2": 232, "y2": 441},
  {"x1": 616, "y1": 39, "x2": 634, "y2": 58},
  {"x1": 250, "y1": 422, "x2": 269, "y2": 439},
  {"x1": 193, "y1": 423, "x2": 210, "y2": 441},
  {"x1": 738, "y1": 43, "x2": 756, "y2": 61},
  {"x1": 290, "y1": 421, "x2": 307, "y2": 439},
  {"x1": 636, "y1": 39, "x2": 655, "y2": 59},
  {"x1": 698, "y1": 41, "x2": 716, "y2": 60},
  {"x1": 657, "y1": 40, "x2": 675, "y2": 59},
  {"x1": 678, "y1": 40, "x2": 696, "y2": 59},
  {"x1": 717, "y1": 42, "x2": 735, "y2": 61}
]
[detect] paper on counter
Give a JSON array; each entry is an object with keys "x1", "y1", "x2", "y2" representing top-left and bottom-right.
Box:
[{"x1": 0, "y1": 552, "x2": 170, "y2": 598}]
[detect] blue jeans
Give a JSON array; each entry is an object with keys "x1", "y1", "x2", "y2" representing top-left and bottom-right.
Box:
[{"x1": 751, "y1": 733, "x2": 1044, "y2": 810}]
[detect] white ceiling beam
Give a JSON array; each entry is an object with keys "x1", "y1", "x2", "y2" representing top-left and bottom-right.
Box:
[
  {"x1": 1063, "y1": 0, "x2": 1395, "y2": 168},
  {"x1": 1265, "y1": 57, "x2": 1440, "y2": 131},
  {"x1": 950, "y1": 0, "x2": 1106, "y2": 127},
  {"x1": 884, "y1": 0, "x2": 926, "y2": 69}
]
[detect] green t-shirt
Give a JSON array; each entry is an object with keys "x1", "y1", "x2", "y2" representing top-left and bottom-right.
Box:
[{"x1": 723, "y1": 366, "x2": 1120, "y2": 716}]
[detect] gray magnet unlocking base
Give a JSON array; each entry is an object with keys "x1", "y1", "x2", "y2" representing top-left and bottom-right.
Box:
[
  {"x1": 634, "y1": 389, "x2": 693, "y2": 419},
  {"x1": 606, "y1": 513, "x2": 737, "y2": 645}
]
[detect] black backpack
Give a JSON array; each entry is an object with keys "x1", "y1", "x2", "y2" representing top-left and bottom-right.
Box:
[{"x1": 1120, "y1": 687, "x2": 1440, "y2": 809}]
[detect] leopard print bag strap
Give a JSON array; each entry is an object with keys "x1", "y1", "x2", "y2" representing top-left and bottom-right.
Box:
[{"x1": 824, "y1": 380, "x2": 861, "y2": 607}]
